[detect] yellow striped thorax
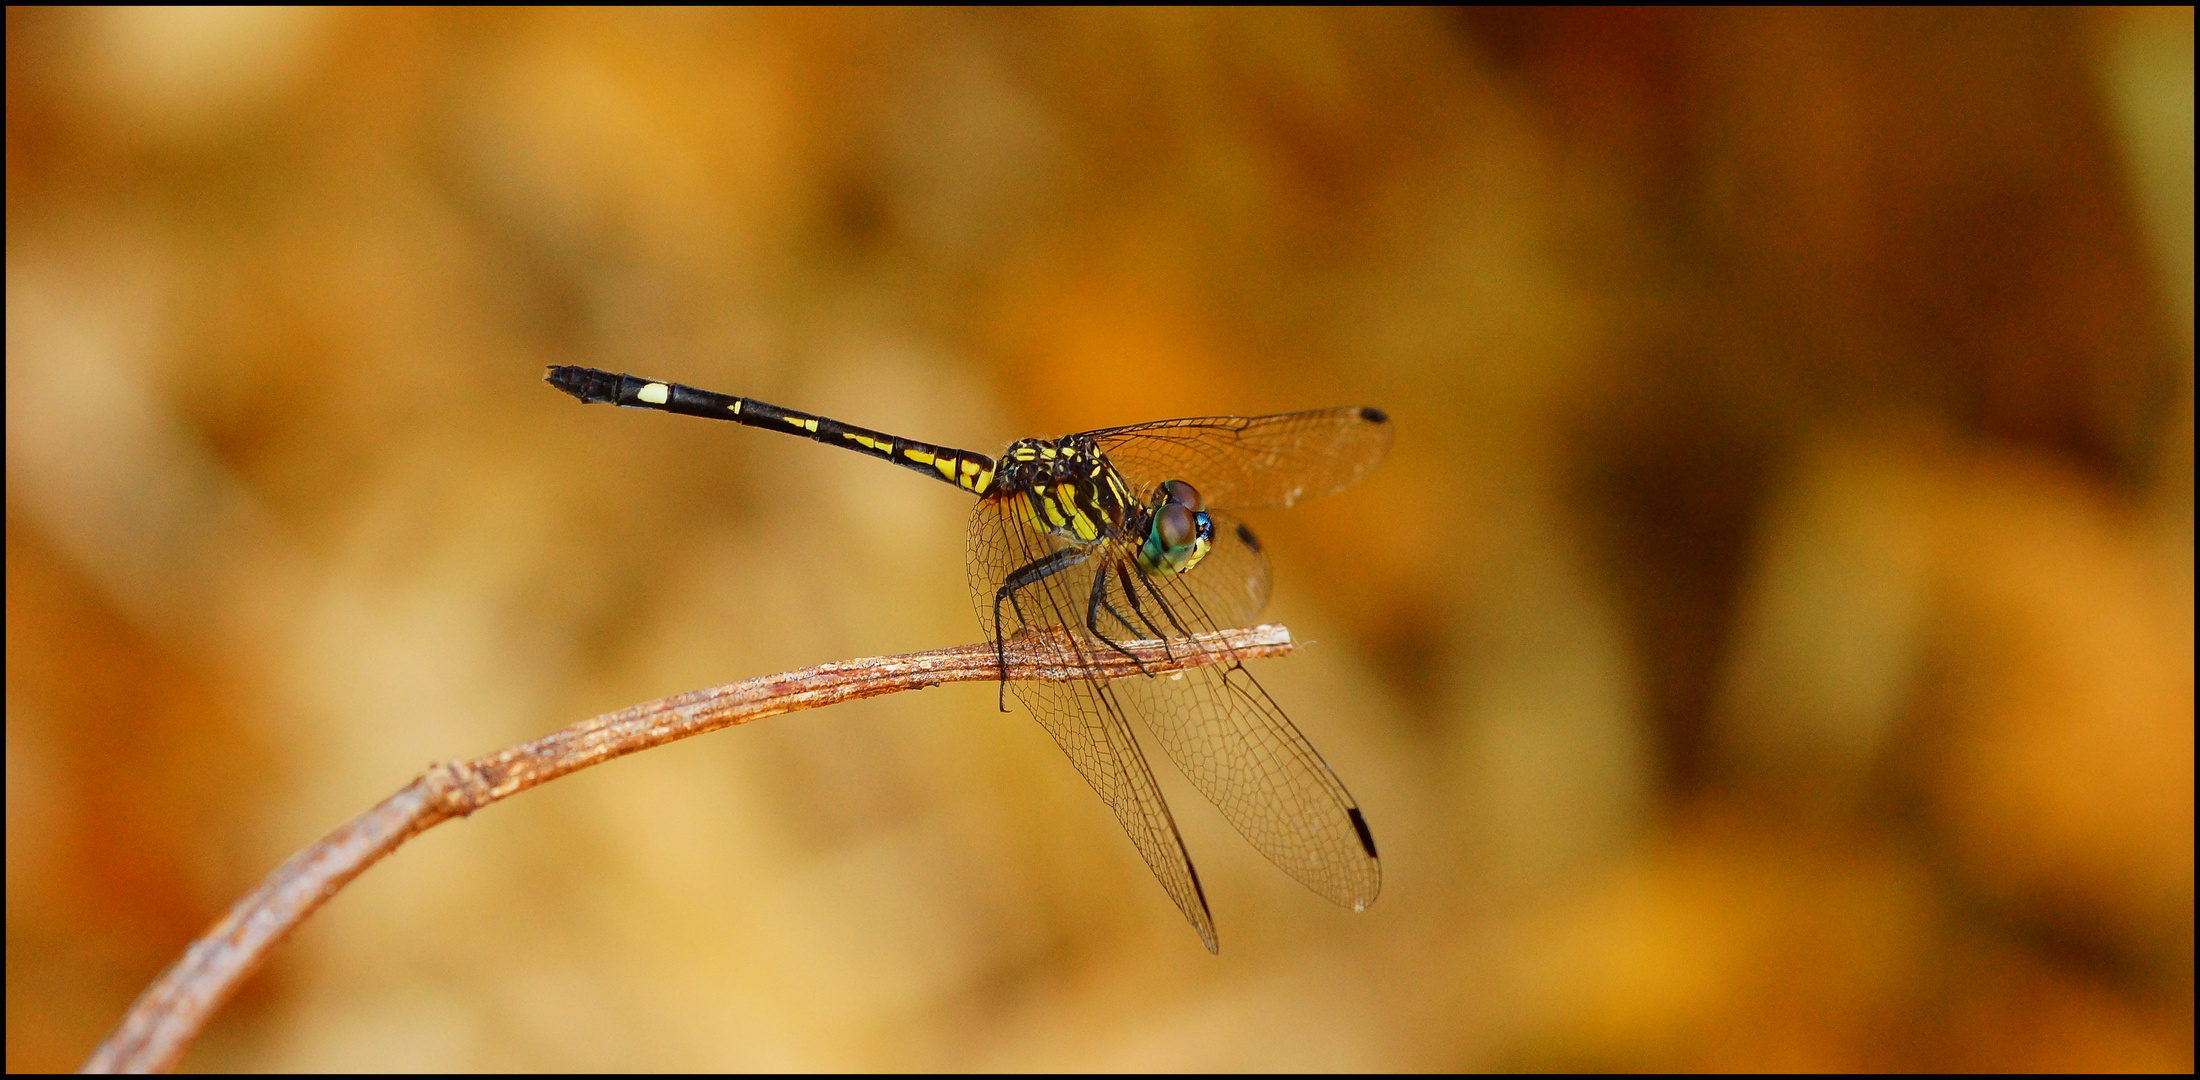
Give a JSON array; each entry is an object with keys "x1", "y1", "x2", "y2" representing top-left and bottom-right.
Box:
[{"x1": 993, "y1": 437, "x2": 1138, "y2": 545}]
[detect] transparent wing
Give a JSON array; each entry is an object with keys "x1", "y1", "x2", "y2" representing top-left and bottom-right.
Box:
[
  {"x1": 1105, "y1": 513, "x2": 1381, "y2": 910},
  {"x1": 968, "y1": 495, "x2": 1217, "y2": 952},
  {"x1": 1088, "y1": 407, "x2": 1394, "y2": 510},
  {"x1": 969, "y1": 499, "x2": 1380, "y2": 927}
]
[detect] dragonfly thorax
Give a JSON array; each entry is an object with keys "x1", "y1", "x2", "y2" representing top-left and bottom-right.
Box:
[{"x1": 993, "y1": 436, "x2": 1139, "y2": 545}]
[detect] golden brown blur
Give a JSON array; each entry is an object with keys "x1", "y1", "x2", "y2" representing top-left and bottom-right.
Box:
[{"x1": 7, "y1": 8, "x2": 2191, "y2": 1071}]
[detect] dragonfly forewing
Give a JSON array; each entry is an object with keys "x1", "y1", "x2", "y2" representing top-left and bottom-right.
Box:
[{"x1": 1093, "y1": 407, "x2": 1394, "y2": 510}]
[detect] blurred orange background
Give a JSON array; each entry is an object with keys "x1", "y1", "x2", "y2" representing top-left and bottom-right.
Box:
[{"x1": 7, "y1": 7, "x2": 2190, "y2": 1071}]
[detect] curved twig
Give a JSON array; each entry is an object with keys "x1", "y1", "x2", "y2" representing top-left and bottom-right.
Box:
[{"x1": 79, "y1": 624, "x2": 1296, "y2": 1073}]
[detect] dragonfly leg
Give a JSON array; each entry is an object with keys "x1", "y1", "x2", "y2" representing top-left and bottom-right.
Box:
[
  {"x1": 1134, "y1": 563, "x2": 1198, "y2": 642},
  {"x1": 1085, "y1": 559, "x2": 1150, "y2": 645},
  {"x1": 1114, "y1": 560, "x2": 1174, "y2": 659},
  {"x1": 993, "y1": 546, "x2": 1088, "y2": 710},
  {"x1": 1085, "y1": 564, "x2": 1153, "y2": 676}
]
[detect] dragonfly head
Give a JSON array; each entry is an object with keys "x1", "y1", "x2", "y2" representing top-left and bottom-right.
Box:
[{"x1": 1140, "y1": 480, "x2": 1214, "y2": 575}]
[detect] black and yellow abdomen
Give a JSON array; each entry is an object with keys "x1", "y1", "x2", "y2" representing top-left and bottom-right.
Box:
[{"x1": 545, "y1": 366, "x2": 995, "y2": 495}]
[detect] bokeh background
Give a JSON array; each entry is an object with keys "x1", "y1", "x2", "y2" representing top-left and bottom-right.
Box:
[{"x1": 7, "y1": 7, "x2": 2191, "y2": 1071}]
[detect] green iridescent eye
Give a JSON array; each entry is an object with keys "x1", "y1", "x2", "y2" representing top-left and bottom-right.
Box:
[{"x1": 1139, "y1": 497, "x2": 1214, "y2": 577}]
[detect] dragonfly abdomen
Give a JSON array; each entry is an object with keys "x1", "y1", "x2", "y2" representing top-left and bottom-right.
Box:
[{"x1": 546, "y1": 366, "x2": 995, "y2": 494}]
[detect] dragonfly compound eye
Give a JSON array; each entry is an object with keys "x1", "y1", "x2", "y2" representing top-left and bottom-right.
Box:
[
  {"x1": 1162, "y1": 479, "x2": 1204, "y2": 511},
  {"x1": 1156, "y1": 503, "x2": 1198, "y2": 549},
  {"x1": 1141, "y1": 503, "x2": 1215, "y2": 576}
]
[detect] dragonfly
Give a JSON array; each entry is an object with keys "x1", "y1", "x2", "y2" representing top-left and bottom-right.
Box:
[{"x1": 546, "y1": 365, "x2": 1390, "y2": 951}]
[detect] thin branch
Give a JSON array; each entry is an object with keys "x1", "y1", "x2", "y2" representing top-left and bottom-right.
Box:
[{"x1": 78, "y1": 624, "x2": 1296, "y2": 1074}]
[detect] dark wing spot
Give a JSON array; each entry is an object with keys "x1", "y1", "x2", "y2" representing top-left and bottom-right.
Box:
[
  {"x1": 1348, "y1": 807, "x2": 1378, "y2": 858},
  {"x1": 1234, "y1": 523, "x2": 1261, "y2": 552},
  {"x1": 1186, "y1": 858, "x2": 1218, "y2": 955},
  {"x1": 1358, "y1": 406, "x2": 1389, "y2": 424}
]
